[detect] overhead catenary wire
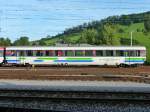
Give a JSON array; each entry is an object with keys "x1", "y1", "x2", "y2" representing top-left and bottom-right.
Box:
[{"x1": 0, "y1": 0, "x2": 150, "y2": 36}]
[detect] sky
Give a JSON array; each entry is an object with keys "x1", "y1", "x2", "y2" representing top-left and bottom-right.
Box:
[{"x1": 0, "y1": 0, "x2": 150, "y2": 41}]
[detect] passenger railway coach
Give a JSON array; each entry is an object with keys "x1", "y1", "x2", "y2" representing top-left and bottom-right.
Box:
[{"x1": 0, "y1": 46, "x2": 146, "y2": 66}]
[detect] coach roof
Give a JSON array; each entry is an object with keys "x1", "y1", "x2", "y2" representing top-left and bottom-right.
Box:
[{"x1": 5, "y1": 46, "x2": 146, "y2": 51}]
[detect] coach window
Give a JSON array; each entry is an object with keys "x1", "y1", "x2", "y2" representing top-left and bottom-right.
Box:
[
  {"x1": 6, "y1": 50, "x2": 17, "y2": 56},
  {"x1": 45, "y1": 50, "x2": 54, "y2": 56},
  {"x1": 6, "y1": 50, "x2": 10, "y2": 56},
  {"x1": 36, "y1": 50, "x2": 44, "y2": 56},
  {"x1": 45, "y1": 51, "x2": 50, "y2": 56},
  {"x1": 27, "y1": 50, "x2": 33, "y2": 56},
  {"x1": 65, "y1": 50, "x2": 74, "y2": 56},
  {"x1": 116, "y1": 50, "x2": 124, "y2": 56},
  {"x1": 140, "y1": 50, "x2": 146, "y2": 57},
  {"x1": 124, "y1": 51, "x2": 129, "y2": 57},
  {"x1": 129, "y1": 51, "x2": 136, "y2": 57},
  {"x1": 55, "y1": 50, "x2": 64, "y2": 56},
  {"x1": 19, "y1": 50, "x2": 25, "y2": 56},
  {"x1": 75, "y1": 50, "x2": 84, "y2": 56},
  {"x1": 50, "y1": 50, "x2": 54, "y2": 56},
  {"x1": 136, "y1": 50, "x2": 140, "y2": 57},
  {"x1": 96, "y1": 50, "x2": 103, "y2": 56},
  {"x1": 85, "y1": 50, "x2": 93, "y2": 56},
  {"x1": 106, "y1": 50, "x2": 113, "y2": 56},
  {"x1": 0, "y1": 51, "x2": 3, "y2": 57}
]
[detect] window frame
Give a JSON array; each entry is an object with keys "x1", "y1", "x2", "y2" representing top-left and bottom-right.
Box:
[
  {"x1": 75, "y1": 50, "x2": 85, "y2": 57},
  {"x1": 26, "y1": 50, "x2": 34, "y2": 57},
  {"x1": 85, "y1": 50, "x2": 93, "y2": 57},
  {"x1": 96, "y1": 50, "x2": 104, "y2": 57},
  {"x1": 65, "y1": 50, "x2": 75, "y2": 56},
  {"x1": 105, "y1": 50, "x2": 114, "y2": 57}
]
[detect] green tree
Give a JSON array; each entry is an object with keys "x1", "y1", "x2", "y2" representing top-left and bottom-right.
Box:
[
  {"x1": 99, "y1": 24, "x2": 120, "y2": 45},
  {"x1": 144, "y1": 14, "x2": 150, "y2": 32},
  {"x1": 0, "y1": 37, "x2": 11, "y2": 46},
  {"x1": 39, "y1": 40, "x2": 46, "y2": 46},
  {"x1": 13, "y1": 37, "x2": 30, "y2": 46},
  {"x1": 80, "y1": 29, "x2": 98, "y2": 44}
]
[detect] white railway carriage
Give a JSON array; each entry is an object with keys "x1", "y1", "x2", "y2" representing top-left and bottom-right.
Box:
[{"x1": 5, "y1": 46, "x2": 146, "y2": 66}]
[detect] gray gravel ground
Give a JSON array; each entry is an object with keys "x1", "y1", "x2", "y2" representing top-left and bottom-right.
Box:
[{"x1": 0, "y1": 80, "x2": 150, "y2": 92}]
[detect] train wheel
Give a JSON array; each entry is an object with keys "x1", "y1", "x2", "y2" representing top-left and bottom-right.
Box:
[
  {"x1": 64, "y1": 63, "x2": 68, "y2": 67},
  {"x1": 119, "y1": 63, "x2": 126, "y2": 68},
  {"x1": 25, "y1": 63, "x2": 31, "y2": 67}
]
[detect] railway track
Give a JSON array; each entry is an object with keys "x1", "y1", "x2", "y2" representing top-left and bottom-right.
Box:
[
  {"x1": 0, "y1": 89, "x2": 150, "y2": 111},
  {"x1": 0, "y1": 80, "x2": 149, "y2": 111},
  {"x1": 0, "y1": 89, "x2": 150, "y2": 101},
  {"x1": 0, "y1": 74, "x2": 149, "y2": 83},
  {"x1": 0, "y1": 66, "x2": 150, "y2": 83}
]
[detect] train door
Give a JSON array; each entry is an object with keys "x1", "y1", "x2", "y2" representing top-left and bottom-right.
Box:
[
  {"x1": 124, "y1": 51, "x2": 130, "y2": 65},
  {"x1": 14, "y1": 50, "x2": 18, "y2": 64},
  {"x1": 125, "y1": 50, "x2": 133, "y2": 65},
  {"x1": 19, "y1": 50, "x2": 25, "y2": 65}
]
